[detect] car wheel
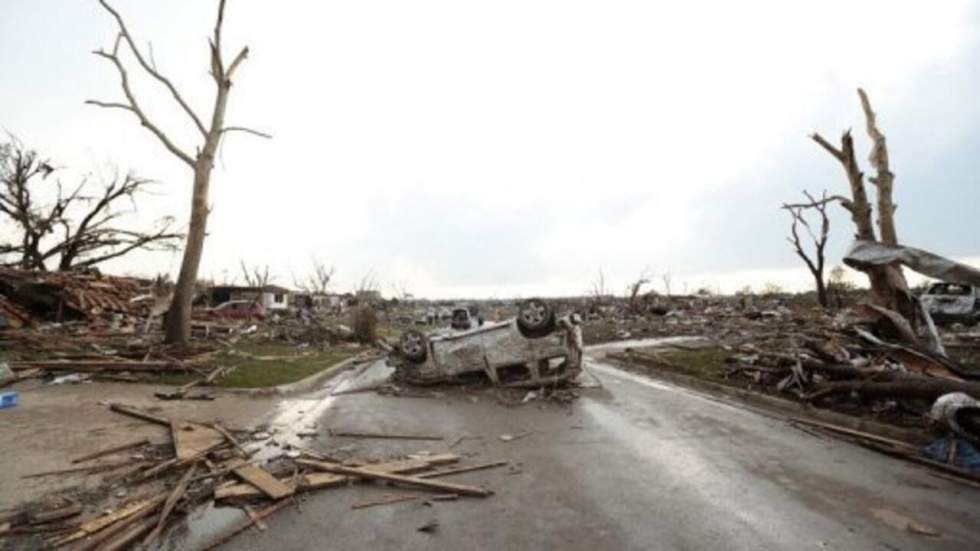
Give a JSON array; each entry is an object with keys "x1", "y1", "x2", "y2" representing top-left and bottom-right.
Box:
[
  {"x1": 517, "y1": 298, "x2": 556, "y2": 337},
  {"x1": 399, "y1": 330, "x2": 428, "y2": 363}
]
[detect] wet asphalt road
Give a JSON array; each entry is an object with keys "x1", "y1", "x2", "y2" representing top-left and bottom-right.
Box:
[{"x1": 178, "y1": 346, "x2": 980, "y2": 550}]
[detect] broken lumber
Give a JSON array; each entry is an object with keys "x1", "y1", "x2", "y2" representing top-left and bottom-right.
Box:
[
  {"x1": 328, "y1": 429, "x2": 444, "y2": 441},
  {"x1": 419, "y1": 460, "x2": 508, "y2": 479},
  {"x1": 172, "y1": 421, "x2": 228, "y2": 461},
  {"x1": 143, "y1": 463, "x2": 197, "y2": 546},
  {"x1": 29, "y1": 502, "x2": 82, "y2": 525},
  {"x1": 108, "y1": 403, "x2": 171, "y2": 426},
  {"x1": 304, "y1": 462, "x2": 493, "y2": 497},
  {"x1": 351, "y1": 494, "x2": 424, "y2": 510},
  {"x1": 49, "y1": 496, "x2": 165, "y2": 547},
  {"x1": 202, "y1": 498, "x2": 293, "y2": 550},
  {"x1": 232, "y1": 463, "x2": 294, "y2": 500},
  {"x1": 787, "y1": 417, "x2": 918, "y2": 451},
  {"x1": 96, "y1": 515, "x2": 156, "y2": 551},
  {"x1": 71, "y1": 438, "x2": 149, "y2": 464},
  {"x1": 10, "y1": 360, "x2": 182, "y2": 372},
  {"x1": 217, "y1": 455, "x2": 460, "y2": 501},
  {"x1": 210, "y1": 423, "x2": 249, "y2": 457},
  {"x1": 23, "y1": 459, "x2": 144, "y2": 479}
]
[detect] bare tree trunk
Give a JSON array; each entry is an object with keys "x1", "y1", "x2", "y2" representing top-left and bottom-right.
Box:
[
  {"x1": 92, "y1": 0, "x2": 266, "y2": 346},
  {"x1": 166, "y1": 85, "x2": 229, "y2": 343},
  {"x1": 810, "y1": 89, "x2": 910, "y2": 314},
  {"x1": 166, "y1": 166, "x2": 211, "y2": 343}
]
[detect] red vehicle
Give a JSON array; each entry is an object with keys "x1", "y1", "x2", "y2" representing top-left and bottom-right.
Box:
[{"x1": 211, "y1": 300, "x2": 266, "y2": 320}]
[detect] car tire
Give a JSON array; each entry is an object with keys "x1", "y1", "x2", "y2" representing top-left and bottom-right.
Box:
[
  {"x1": 517, "y1": 298, "x2": 556, "y2": 338},
  {"x1": 399, "y1": 330, "x2": 428, "y2": 363}
]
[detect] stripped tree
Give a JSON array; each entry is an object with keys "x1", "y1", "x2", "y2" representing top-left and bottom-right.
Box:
[
  {"x1": 0, "y1": 137, "x2": 181, "y2": 271},
  {"x1": 89, "y1": 0, "x2": 267, "y2": 345},
  {"x1": 810, "y1": 89, "x2": 912, "y2": 318},
  {"x1": 782, "y1": 190, "x2": 830, "y2": 307},
  {"x1": 293, "y1": 258, "x2": 336, "y2": 295},
  {"x1": 626, "y1": 268, "x2": 651, "y2": 313}
]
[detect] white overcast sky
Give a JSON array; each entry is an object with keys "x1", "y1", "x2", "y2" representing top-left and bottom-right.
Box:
[{"x1": 1, "y1": 0, "x2": 978, "y2": 298}]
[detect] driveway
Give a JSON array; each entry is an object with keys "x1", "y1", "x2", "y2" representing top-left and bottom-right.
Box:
[{"x1": 172, "y1": 342, "x2": 980, "y2": 550}]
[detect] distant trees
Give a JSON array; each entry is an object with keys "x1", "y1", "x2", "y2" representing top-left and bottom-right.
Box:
[
  {"x1": 0, "y1": 137, "x2": 181, "y2": 271},
  {"x1": 293, "y1": 259, "x2": 336, "y2": 295},
  {"x1": 90, "y1": 0, "x2": 266, "y2": 346}
]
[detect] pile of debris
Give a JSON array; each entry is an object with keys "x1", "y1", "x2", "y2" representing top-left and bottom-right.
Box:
[
  {"x1": 1, "y1": 403, "x2": 499, "y2": 549},
  {"x1": 0, "y1": 268, "x2": 163, "y2": 325}
]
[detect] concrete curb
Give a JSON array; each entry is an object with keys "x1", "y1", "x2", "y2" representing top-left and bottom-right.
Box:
[
  {"x1": 604, "y1": 351, "x2": 930, "y2": 446},
  {"x1": 219, "y1": 354, "x2": 373, "y2": 398}
]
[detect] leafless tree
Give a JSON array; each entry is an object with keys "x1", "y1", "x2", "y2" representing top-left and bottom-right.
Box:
[
  {"x1": 90, "y1": 0, "x2": 267, "y2": 346},
  {"x1": 292, "y1": 258, "x2": 335, "y2": 295},
  {"x1": 0, "y1": 138, "x2": 181, "y2": 271},
  {"x1": 588, "y1": 267, "x2": 608, "y2": 307},
  {"x1": 782, "y1": 190, "x2": 830, "y2": 307},
  {"x1": 626, "y1": 268, "x2": 651, "y2": 313},
  {"x1": 661, "y1": 271, "x2": 673, "y2": 297},
  {"x1": 355, "y1": 269, "x2": 381, "y2": 295},
  {"x1": 811, "y1": 89, "x2": 912, "y2": 318},
  {"x1": 239, "y1": 261, "x2": 272, "y2": 287}
]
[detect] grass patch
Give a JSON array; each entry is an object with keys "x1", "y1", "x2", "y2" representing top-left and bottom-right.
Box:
[
  {"x1": 625, "y1": 346, "x2": 730, "y2": 381},
  {"x1": 158, "y1": 342, "x2": 363, "y2": 389}
]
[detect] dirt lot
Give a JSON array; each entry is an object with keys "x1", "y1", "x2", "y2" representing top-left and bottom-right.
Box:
[{"x1": 0, "y1": 381, "x2": 277, "y2": 510}]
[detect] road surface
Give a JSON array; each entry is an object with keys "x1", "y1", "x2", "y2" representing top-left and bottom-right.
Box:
[{"x1": 171, "y1": 344, "x2": 980, "y2": 550}]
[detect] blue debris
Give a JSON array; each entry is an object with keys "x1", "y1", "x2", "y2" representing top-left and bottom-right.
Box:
[
  {"x1": 922, "y1": 436, "x2": 980, "y2": 473},
  {"x1": 0, "y1": 391, "x2": 19, "y2": 410}
]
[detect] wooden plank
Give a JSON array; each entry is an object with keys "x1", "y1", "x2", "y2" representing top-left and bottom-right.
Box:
[
  {"x1": 243, "y1": 507, "x2": 267, "y2": 531},
  {"x1": 49, "y1": 496, "x2": 165, "y2": 546},
  {"x1": 143, "y1": 464, "x2": 197, "y2": 546},
  {"x1": 108, "y1": 403, "x2": 171, "y2": 426},
  {"x1": 23, "y1": 459, "x2": 143, "y2": 479},
  {"x1": 351, "y1": 494, "x2": 423, "y2": 510},
  {"x1": 29, "y1": 502, "x2": 82, "y2": 525},
  {"x1": 210, "y1": 423, "x2": 248, "y2": 457},
  {"x1": 233, "y1": 464, "x2": 294, "y2": 500},
  {"x1": 11, "y1": 360, "x2": 180, "y2": 372},
  {"x1": 216, "y1": 455, "x2": 460, "y2": 501},
  {"x1": 172, "y1": 421, "x2": 228, "y2": 461},
  {"x1": 329, "y1": 429, "x2": 444, "y2": 441},
  {"x1": 71, "y1": 438, "x2": 149, "y2": 464},
  {"x1": 787, "y1": 417, "x2": 917, "y2": 450},
  {"x1": 201, "y1": 499, "x2": 292, "y2": 550},
  {"x1": 305, "y1": 462, "x2": 493, "y2": 497},
  {"x1": 419, "y1": 460, "x2": 508, "y2": 479}
]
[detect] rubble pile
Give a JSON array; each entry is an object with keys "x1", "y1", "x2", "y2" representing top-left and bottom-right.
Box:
[
  {"x1": 0, "y1": 268, "x2": 159, "y2": 324},
  {"x1": 0, "y1": 403, "x2": 498, "y2": 549},
  {"x1": 607, "y1": 296, "x2": 980, "y2": 431}
]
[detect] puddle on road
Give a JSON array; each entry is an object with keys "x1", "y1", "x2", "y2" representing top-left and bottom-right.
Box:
[{"x1": 164, "y1": 358, "x2": 392, "y2": 549}]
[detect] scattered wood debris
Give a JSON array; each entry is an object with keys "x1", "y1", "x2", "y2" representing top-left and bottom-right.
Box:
[{"x1": 4, "y1": 397, "x2": 503, "y2": 549}]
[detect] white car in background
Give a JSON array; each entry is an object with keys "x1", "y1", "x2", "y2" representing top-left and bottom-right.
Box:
[{"x1": 921, "y1": 282, "x2": 980, "y2": 325}]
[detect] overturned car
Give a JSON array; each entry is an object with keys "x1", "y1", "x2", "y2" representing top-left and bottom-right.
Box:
[
  {"x1": 391, "y1": 299, "x2": 583, "y2": 387},
  {"x1": 920, "y1": 282, "x2": 980, "y2": 325}
]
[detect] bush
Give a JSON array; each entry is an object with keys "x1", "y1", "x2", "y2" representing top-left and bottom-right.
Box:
[{"x1": 351, "y1": 305, "x2": 378, "y2": 344}]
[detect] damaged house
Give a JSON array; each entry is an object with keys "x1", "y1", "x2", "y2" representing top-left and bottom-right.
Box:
[
  {"x1": 207, "y1": 284, "x2": 291, "y2": 311},
  {"x1": 0, "y1": 268, "x2": 158, "y2": 324}
]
